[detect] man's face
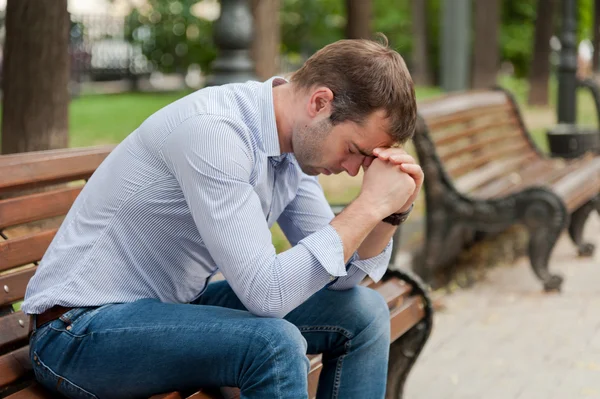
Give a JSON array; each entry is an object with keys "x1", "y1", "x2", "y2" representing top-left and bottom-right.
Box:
[{"x1": 292, "y1": 109, "x2": 394, "y2": 176}]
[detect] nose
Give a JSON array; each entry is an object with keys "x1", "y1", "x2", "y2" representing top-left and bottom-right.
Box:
[{"x1": 341, "y1": 157, "x2": 361, "y2": 177}]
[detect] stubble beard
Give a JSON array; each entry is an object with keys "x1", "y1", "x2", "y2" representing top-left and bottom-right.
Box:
[{"x1": 292, "y1": 119, "x2": 332, "y2": 176}]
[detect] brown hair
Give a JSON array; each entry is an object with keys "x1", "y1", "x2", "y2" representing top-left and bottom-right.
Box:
[{"x1": 290, "y1": 35, "x2": 416, "y2": 144}]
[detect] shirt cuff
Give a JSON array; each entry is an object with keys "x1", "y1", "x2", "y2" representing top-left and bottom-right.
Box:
[
  {"x1": 299, "y1": 224, "x2": 347, "y2": 278},
  {"x1": 350, "y1": 238, "x2": 393, "y2": 282}
]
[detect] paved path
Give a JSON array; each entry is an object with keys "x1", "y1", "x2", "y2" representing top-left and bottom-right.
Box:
[{"x1": 405, "y1": 213, "x2": 600, "y2": 399}]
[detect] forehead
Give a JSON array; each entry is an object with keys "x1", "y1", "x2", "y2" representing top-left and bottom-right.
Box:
[{"x1": 354, "y1": 109, "x2": 395, "y2": 148}]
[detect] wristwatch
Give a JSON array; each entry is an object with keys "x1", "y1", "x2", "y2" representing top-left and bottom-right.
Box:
[{"x1": 382, "y1": 203, "x2": 414, "y2": 226}]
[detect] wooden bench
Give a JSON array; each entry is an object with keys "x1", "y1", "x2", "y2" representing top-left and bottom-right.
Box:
[
  {"x1": 412, "y1": 88, "x2": 600, "y2": 291},
  {"x1": 0, "y1": 147, "x2": 433, "y2": 399}
]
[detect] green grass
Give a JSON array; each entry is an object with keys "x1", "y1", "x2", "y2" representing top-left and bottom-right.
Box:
[{"x1": 69, "y1": 91, "x2": 192, "y2": 147}]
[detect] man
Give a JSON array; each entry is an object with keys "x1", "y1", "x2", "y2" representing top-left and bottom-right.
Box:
[{"x1": 23, "y1": 37, "x2": 422, "y2": 399}]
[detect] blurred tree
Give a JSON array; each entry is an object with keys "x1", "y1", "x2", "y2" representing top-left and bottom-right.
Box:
[
  {"x1": 280, "y1": 0, "x2": 344, "y2": 57},
  {"x1": 500, "y1": 0, "x2": 537, "y2": 78},
  {"x1": 472, "y1": 0, "x2": 500, "y2": 88},
  {"x1": 345, "y1": 0, "x2": 372, "y2": 39},
  {"x1": 251, "y1": 0, "x2": 280, "y2": 80},
  {"x1": 410, "y1": 0, "x2": 432, "y2": 85},
  {"x1": 528, "y1": 0, "x2": 556, "y2": 106},
  {"x1": 1, "y1": 0, "x2": 69, "y2": 154},
  {"x1": 125, "y1": 0, "x2": 216, "y2": 75}
]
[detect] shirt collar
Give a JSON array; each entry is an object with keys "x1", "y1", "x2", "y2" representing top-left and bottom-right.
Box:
[{"x1": 260, "y1": 76, "x2": 288, "y2": 158}]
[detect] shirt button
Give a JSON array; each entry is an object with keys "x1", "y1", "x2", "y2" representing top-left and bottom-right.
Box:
[{"x1": 329, "y1": 275, "x2": 336, "y2": 281}]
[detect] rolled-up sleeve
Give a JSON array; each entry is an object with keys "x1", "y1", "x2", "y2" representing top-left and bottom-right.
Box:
[
  {"x1": 160, "y1": 115, "x2": 354, "y2": 318},
  {"x1": 277, "y1": 173, "x2": 392, "y2": 291}
]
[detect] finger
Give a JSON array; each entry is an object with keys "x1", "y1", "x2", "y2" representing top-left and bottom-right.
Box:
[
  {"x1": 399, "y1": 163, "x2": 424, "y2": 181},
  {"x1": 363, "y1": 156, "x2": 375, "y2": 168},
  {"x1": 373, "y1": 147, "x2": 407, "y2": 160},
  {"x1": 388, "y1": 154, "x2": 416, "y2": 165}
]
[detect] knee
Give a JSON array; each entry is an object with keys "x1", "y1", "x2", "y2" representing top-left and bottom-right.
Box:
[
  {"x1": 349, "y1": 286, "x2": 391, "y2": 342},
  {"x1": 255, "y1": 318, "x2": 308, "y2": 364}
]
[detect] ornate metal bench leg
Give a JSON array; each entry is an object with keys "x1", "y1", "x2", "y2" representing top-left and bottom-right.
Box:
[
  {"x1": 383, "y1": 270, "x2": 433, "y2": 399},
  {"x1": 568, "y1": 199, "x2": 597, "y2": 256},
  {"x1": 517, "y1": 189, "x2": 569, "y2": 291}
]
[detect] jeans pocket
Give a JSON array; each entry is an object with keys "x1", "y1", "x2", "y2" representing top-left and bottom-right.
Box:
[{"x1": 32, "y1": 351, "x2": 98, "y2": 399}]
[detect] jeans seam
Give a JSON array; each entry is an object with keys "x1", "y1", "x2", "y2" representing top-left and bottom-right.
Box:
[
  {"x1": 297, "y1": 325, "x2": 353, "y2": 398},
  {"x1": 297, "y1": 325, "x2": 354, "y2": 340},
  {"x1": 34, "y1": 351, "x2": 98, "y2": 399},
  {"x1": 332, "y1": 340, "x2": 351, "y2": 399}
]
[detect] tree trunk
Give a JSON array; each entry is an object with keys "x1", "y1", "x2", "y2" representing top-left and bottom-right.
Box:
[
  {"x1": 594, "y1": 0, "x2": 600, "y2": 72},
  {"x1": 472, "y1": 0, "x2": 500, "y2": 88},
  {"x1": 251, "y1": 0, "x2": 281, "y2": 81},
  {"x1": 345, "y1": 0, "x2": 372, "y2": 39},
  {"x1": 528, "y1": 0, "x2": 556, "y2": 106},
  {"x1": 411, "y1": 0, "x2": 433, "y2": 85},
  {"x1": 1, "y1": 0, "x2": 69, "y2": 154}
]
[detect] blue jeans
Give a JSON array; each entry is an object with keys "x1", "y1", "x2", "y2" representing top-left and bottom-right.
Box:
[{"x1": 29, "y1": 281, "x2": 390, "y2": 399}]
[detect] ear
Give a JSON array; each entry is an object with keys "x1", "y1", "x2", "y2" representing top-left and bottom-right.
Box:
[{"x1": 306, "y1": 87, "x2": 334, "y2": 119}]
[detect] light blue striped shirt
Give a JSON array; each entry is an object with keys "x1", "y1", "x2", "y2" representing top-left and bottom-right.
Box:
[{"x1": 23, "y1": 77, "x2": 392, "y2": 318}]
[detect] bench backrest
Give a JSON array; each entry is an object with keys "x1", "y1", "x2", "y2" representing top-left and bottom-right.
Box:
[
  {"x1": 0, "y1": 146, "x2": 114, "y2": 397},
  {"x1": 415, "y1": 89, "x2": 542, "y2": 195}
]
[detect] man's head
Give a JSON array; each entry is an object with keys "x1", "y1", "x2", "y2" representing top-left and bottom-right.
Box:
[{"x1": 288, "y1": 36, "x2": 416, "y2": 176}]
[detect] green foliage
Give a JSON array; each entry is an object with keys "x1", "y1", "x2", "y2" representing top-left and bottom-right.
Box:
[
  {"x1": 500, "y1": 0, "x2": 537, "y2": 78},
  {"x1": 280, "y1": 0, "x2": 345, "y2": 57},
  {"x1": 125, "y1": 0, "x2": 216, "y2": 74},
  {"x1": 579, "y1": 0, "x2": 594, "y2": 42}
]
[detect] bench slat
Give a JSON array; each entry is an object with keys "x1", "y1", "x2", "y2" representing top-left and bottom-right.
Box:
[
  {"x1": 0, "y1": 311, "x2": 29, "y2": 353},
  {"x1": 0, "y1": 230, "x2": 56, "y2": 272},
  {"x1": 0, "y1": 267, "x2": 37, "y2": 306},
  {"x1": 454, "y1": 153, "x2": 536, "y2": 193},
  {"x1": 0, "y1": 346, "x2": 30, "y2": 387},
  {"x1": 0, "y1": 187, "x2": 81, "y2": 230},
  {"x1": 0, "y1": 152, "x2": 109, "y2": 194},
  {"x1": 438, "y1": 129, "x2": 522, "y2": 163},
  {"x1": 390, "y1": 296, "x2": 425, "y2": 342},
  {"x1": 434, "y1": 117, "x2": 518, "y2": 147},
  {"x1": 552, "y1": 157, "x2": 600, "y2": 202},
  {"x1": 0, "y1": 145, "x2": 114, "y2": 167},
  {"x1": 447, "y1": 141, "x2": 533, "y2": 178},
  {"x1": 419, "y1": 92, "x2": 509, "y2": 121},
  {"x1": 377, "y1": 279, "x2": 412, "y2": 309}
]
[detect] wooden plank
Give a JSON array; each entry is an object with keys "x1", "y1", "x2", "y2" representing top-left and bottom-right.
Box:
[
  {"x1": 0, "y1": 145, "x2": 114, "y2": 167},
  {"x1": 0, "y1": 230, "x2": 57, "y2": 272},
  {"x1": 0, "y1": 311, "x2": 29, "y2": 352},
  {"x1": 307, "y1": 354, "x2": 323, "y2": 399},
  {"x1": 433, "y1": 117, "x2": 519, "y2": 147},
  {"x1": 389, "y1": 296, "x2": 426, "y2": 342},
  {"x1": 0, "y1": 346, "x2": 30, "y2": 388},
  {"x1": 419, "y1": 91, "x2": 509, "y2": 121},
  {"x1": 0, "y1": 187, "x2": 81, "y2": 229},
  {"x1": 438, "y1": 129, "x2": 523, "y2": 162},
  {"x1": 564, "y1": 183, "x2": 600, "y2": 212},
  {"x1": 454, "y1": 154, "x2": 536, "y2": 193},
  {"x1": 0, "y1": 151, "x2": 110, "y2": 194},
  {"x1": 447, "y1": 141, "x2": 532, "y2": 179},
  {"x1": 552, "y1": 157, "x2": 600, "y2": 201},
  {"x1": 475, "y1": 158, "x2": 584, "y2": 199},
  {"x1": 0, "y1": 267, "x2": 37, "y2": 307},
  {"x1": 375, "y1": 279, "x2": 412, "y2": 309},
  {"x1": 5, "y1": 383, "x2": 54, "y2": 399}
]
